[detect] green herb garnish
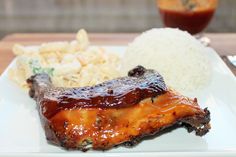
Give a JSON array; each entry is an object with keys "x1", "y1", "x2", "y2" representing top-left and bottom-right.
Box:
[{"x1": 29, "y1": 60, "x2": 54, "y2": 76}]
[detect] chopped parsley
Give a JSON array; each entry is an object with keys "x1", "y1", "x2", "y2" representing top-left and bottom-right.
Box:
[{"x1": 29, "y1": 60, "x2": 54, "y2": 76}]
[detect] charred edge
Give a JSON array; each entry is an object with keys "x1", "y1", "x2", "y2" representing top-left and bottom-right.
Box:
[
  {"x1": 123, "y1": 109, "x2": 211, "y2": 148},
  {"x1": 27, "y1": 73, "x2": 52, "y2": 99},
  {"x1": 128, "y1": 65, "x2": 146, "y2": 77},
  {"x1": 122, "y1": 125, "x2": 179, "y2": 148},
  {"x1": 26, "y1": 76, "x2": 35, "y2": 98},
  {"x1": 49, "y1": 108, "x2": 211, "y2": 151},
  {"x1": 182, "y1": 108, "x2": 211, "y2": 136},
  {"x1": 44, "y1": 107, "x2": 210, "y2": 151}
]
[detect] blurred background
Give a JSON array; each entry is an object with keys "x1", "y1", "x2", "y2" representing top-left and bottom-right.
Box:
[{"x1": 0, "y1": 0, "x2": 235, "y2": 38}]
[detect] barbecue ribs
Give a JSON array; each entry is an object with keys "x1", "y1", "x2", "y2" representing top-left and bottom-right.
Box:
[{"x1": 27, "y1": 65, "x2": 210, "y2": 151}]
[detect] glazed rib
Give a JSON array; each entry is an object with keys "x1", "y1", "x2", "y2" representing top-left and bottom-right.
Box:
[{"x1": 27, "y1": 66, "x2": 210, "y2": 151}]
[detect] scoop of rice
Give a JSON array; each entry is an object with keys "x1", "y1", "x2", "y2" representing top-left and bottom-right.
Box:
[{"x1": 122, "y1": 28, "x2": 211, "y2": 94}]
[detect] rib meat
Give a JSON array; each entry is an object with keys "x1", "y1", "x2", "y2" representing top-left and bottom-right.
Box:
[{"x1": 27, "y1": 66, "x2": 210, "y2": 151}]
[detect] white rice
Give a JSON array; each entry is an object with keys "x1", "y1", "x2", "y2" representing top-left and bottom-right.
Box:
[{"x1": 122, "y1": 28, "x2": 212, "y2": 95}]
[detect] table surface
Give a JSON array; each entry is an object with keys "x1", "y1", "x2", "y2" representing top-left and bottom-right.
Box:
[{"x1": 0, "y1": 33, "x2": 235, "y2": 75}]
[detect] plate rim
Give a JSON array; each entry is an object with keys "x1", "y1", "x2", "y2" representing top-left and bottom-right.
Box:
[{"x1": 0, "y1": 45, "x2": 236, "y2": 156}]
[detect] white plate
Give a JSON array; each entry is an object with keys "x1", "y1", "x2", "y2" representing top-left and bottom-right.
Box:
[{"x1": 0, "y1": 46, "x2": 236, "y2": 157}]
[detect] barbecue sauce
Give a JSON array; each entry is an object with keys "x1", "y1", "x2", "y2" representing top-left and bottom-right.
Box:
[
  {"x1": 159, "y1": 8, "x2": 215, "y2": 34},
  {"x1": 157, "y1": 0, "x2": 217, "y2": 34},
  {"x1": 28, "y1": 66, "x2": 167, "y2": 119}
]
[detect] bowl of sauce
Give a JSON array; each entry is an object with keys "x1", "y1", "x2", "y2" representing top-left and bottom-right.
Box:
[{"x1": 157, "y1": 0, "x2": 218, "y2": 34}]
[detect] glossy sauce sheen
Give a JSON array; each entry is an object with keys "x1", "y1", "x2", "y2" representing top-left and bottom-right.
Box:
[
  {"x1": 27, "y1": 66, "x2": 210, "y2": 150},
  {"x1": 28, "y1": 66, "x2": 167, "y2": 119},
  {"x1": 46, "y1": 90, "x2": 206, "y2": 149}
]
